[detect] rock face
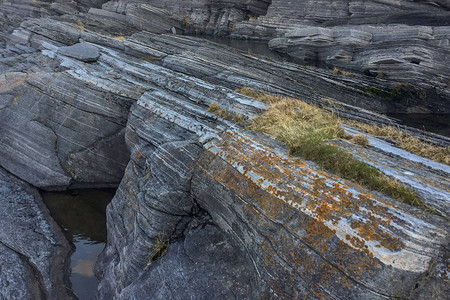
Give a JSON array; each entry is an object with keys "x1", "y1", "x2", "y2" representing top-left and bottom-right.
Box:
[
  {"x1": 0, "y1": 167, "x2": 75, "y2": 300},
  {"x1": 96, "y1": 87, "x2": 449, "y2": 298},
  {"x1": 58, "y1": 42, "x2": 100, "y2": 62},
  {"x1": 92, "y1": 0, "x2": 450, "y2": 112},
  {"x1": 101, "y1": 0, "x2": 272, "y2": 35},
  {"x1": 232, "y1": 0, "x2": 450, "y2": 113},
  {"x1": 0, "y1": 1, "x2": 449, "y2": 300},
  {"x1": 267, "y1": 24, "x2": 450, "y2": 112}
]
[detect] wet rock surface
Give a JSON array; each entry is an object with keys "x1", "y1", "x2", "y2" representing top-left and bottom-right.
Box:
[
  {"x1": 95, "y1": 0, "x2": 450, "y2": 112},
  {"x1": 0, "y1": 167, "x2": 75, "y2": 300},
  {"x1": 0, "y1": 1, "x2": 448, "y2": 299}
]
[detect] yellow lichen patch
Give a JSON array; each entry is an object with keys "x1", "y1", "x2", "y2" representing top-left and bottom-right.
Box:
[
  {"x1": 113, "y1": 35, "x2": 126, "y2": 41},
  {"x1": 0, "y1": 74, "x2": 26, "y2": 93},
  {"x1": 198, "y1": 131, "x2": 415, "y2": 284}
]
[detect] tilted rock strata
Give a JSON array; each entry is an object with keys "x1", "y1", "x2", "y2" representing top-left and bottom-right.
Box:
[
  {"x1": 0, "y1": 167, "x2": 75, "y2": 300},
  {"x1": 268, "y1": 24, "x2": 450, "y2": 110},
  {"x1": 98, "y1": 89, "x2": 449, "y2": 298},
  {"x1": 0, "y1": 2, "x2": 448, "y2": 299},
  {"x1": 92, "y1": 0, "x2": 450, "y2": 112}
]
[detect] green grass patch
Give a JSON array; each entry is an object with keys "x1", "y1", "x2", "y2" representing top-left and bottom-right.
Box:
[
  {"x1": 238, "y1": 88, "x2": 430, "y2": 211},
  {"x1": 364, "y1": 86, "x2": 410, "y2": 101}
]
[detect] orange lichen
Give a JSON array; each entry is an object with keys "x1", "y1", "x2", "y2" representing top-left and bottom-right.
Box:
[{"x1": 193, "y1": 130, "x2": 410, "y2": 296}]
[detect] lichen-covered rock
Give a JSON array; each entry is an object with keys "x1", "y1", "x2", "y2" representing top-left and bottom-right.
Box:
[
  {"x1": 97, "y1": 82, "x2": 449, "y2": 298},
  {"x1": 0, "y1": 167, "x2": 75, "y2": 300},
  {"x1": 0, "y1": 2, "x2": 448, "y2": 299}
]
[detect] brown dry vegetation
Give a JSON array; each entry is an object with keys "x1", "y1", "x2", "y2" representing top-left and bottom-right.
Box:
[
  {"x1": 345, "y1": 121, "x2": 450, "y2": 165},
  {"x1": 207, "y1": 102, "x2": 247, "y2": 125},
  {"x1": 352, "y1": 135, "x2": 369, "y2": 147},
  {"x1": 332, "y1": 66, "x2": 357, "y2": 77},
  {"x1": 146, "y1": 239, "x2": 168, "y2": 267},
  {"x1": 236, "y1": 87, "x2": 431, "y2": 210},
  {"x1": 113, "y1": 35, "x2": 127, "y2": 41}
]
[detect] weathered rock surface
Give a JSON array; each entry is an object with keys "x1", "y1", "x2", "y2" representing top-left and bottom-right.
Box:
[
  {"x1": 97, "y1": 85, "x2": 449, "y2": 298},
  {"x1": 0, "y1": 167, "x2": 75, "y2": 300},
  {"x1": 58, "y1": 42, "x2": 100, "y2": 62},
  {"x1": 0, "y1": 1, "x2": 448, "y2": 299},
  {"x1": 267, "y1": 24, "x2": 450, "y2": 111},
  {"x1": 85, "y1": 0, "x2": 450, "y2": 112}
]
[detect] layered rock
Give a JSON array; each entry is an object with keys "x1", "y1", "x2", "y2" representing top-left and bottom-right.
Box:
[
  {"x1": 231, "y1": 1, "x2": 450, "y2": 112},
  {"x1": 85, "y1": 0, "x2": 450, "y2": 111},
  {"x1": 268, "y1": 25, "x2": 450, "y2": 111},
  {"x1": 97, "y1": 84, "x2": 449, "y2": 298},
  {"x1": 0, "y1": 2, "x2": 448, "y2": 299},
  {"x1": 101, "y1": 0, "x2": 272, "y2": 35},
  {"x1": 0, "y1": 167, "x2": 75, "y2": 299}
]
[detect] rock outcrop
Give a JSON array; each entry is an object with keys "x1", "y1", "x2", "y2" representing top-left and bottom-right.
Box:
[
  {"x1": 97, "y1": 85, "x2": 449, "y2": 298},
  {"x1": 0, "y1": 167, "x2": 75, "y2": 300},
  {"x1": 0, "y1": 1, "x2": 449, "y2": 299},
  {"x1": 233, "y1": 0, "x2": 450, "y2": 112},
  {"x1": 87, "y1": 0, "x2": 450, "y2": 112}
]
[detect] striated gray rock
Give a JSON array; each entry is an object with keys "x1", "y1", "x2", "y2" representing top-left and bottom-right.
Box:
[
  {"x1": 96, "y1": 137, "x2": 258, "y2": 299},
  {"x1": 96, "y1": 83, "x2": 449, "y2": 298},
  {"x1": 117, "y1": 220, "x2": 256, "y2": 299},
  {"x1": 0, "y1": 1, "x2": 448, "y2": 299},
  {"x1": 0, "y1": 67, "x2": 133, "y2": 190},
  {"x1": 0, "y1": 167, "x2": 75, "y2": 300},
  {"x1": 267, "y1": 24, "x2": 450, "y2": 111},
  {"x1": 230, "y1": 1, "x2": 450, "y2": 111},
  {"x1": 89, "y1": 0, "x2": 450, "y2": 111},
  {"x1": 101, "y1": 0, "x2": 272, "y2": 35},
  {"x1": 58, "y1": 42, "x2": 100, "y2": 62}
]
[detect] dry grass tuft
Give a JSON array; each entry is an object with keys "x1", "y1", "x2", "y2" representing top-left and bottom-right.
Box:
[
  {"x1": 353, "y1": 135, "x2": 369, "y2": 147},
  {"x1": 238, "y1": 87, "x2": 429, "y2": 210},
  {"x1": 74, "y1": 20, "x2": 85, "y2": 31},
  {"x1": 146, "y1": 239, "x2": 168, "y2": 267},
  {"x1": 236, "y1": 87, "x2": 285, "y2": 104},
  {"x1": 207, "y1": 102, "x2": 247, "y2": 125},
  {"x1": 347, "y1": 121, "x2": 450, "y2": 165},
  {"x1": 113, "y1": 35, "x2": 126, "y2": 41},
  {"x1": 332, "y1": 66, "x2": 357, "y2": 77},
  {"x1": 249, "y1": 97, "x2": 344, "y2": 148}
]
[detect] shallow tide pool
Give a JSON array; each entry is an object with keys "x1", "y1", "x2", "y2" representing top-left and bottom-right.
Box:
[{"x1": 41, "y1": 189, "x2": 116, "y2": 300}]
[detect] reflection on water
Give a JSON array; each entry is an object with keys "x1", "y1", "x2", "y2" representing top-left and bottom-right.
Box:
[
  {"x1": 202, "y1": 36, "x2": 449, "y2": 139},
  {"x1": 387, "y1": 113, "x2": 450, "y2": 138},
  {"x1": 41, "y1": 189, "x2": 115, "y2": 300}
]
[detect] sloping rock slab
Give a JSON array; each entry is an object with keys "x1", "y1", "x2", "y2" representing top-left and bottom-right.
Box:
[
  {"x1": 0, "y1": 167, "x2": 75, "y2": 300},
  {"x1": 97, "y1": 90, "x2": 449, "y2": 298},
  {"x1": 58, "y1": 42, "x2": 100, "y2": 62}
]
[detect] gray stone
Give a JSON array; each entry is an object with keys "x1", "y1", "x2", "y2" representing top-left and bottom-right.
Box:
[
  {"x1": 0, "y1": 167, "x2": 75, "y2": 300},
  {"x1": 97, "y1": 85, "x2": 449, "y2": 298},
  {"x1": 116, "y1": 218, "x2": 256, "y2": 300},
  {"x1": 0, "y1": 2, "x2": 448, "y2": 299},
  {"x1": 58, "y1": 42, "x2": 100, "y2": 62}
]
